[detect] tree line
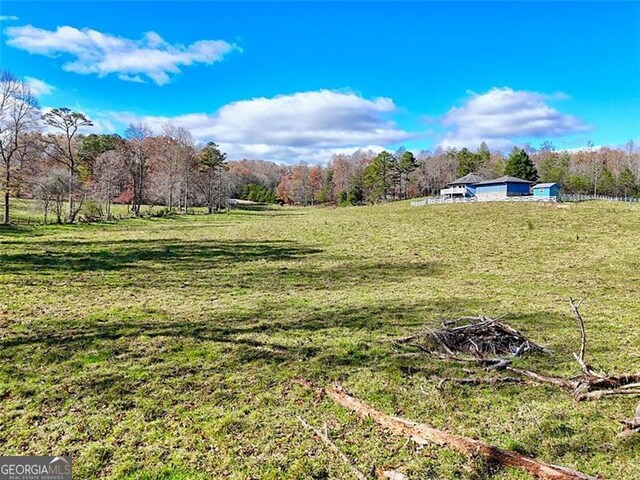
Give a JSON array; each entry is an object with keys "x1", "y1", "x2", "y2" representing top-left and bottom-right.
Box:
[
  {"x1": 274, "y1": 140, "x2": 640, "y2": 206},
  {"x1": 0, "y1": 71, "x2": 229, "y2": 224},
  {"x1": 2, "y1": 70, "x2": 639, "y2": 224}
]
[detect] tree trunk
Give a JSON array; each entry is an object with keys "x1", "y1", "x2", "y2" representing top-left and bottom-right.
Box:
[
  {"x1": 105, "y1": 177, "x2": 112, "y2": 220},
  {"x1": 67, "y1": 191, "x2": 74, "y2": 223},
  {"x1": 3, "y1": 164, "x2": 9, "y2": 224},
  {"x1": 3, "y1": 189, "x2": 9, "y2": 225},
  {"x1": 67, "y1": 164, "x2": 75, "y2": 223}
]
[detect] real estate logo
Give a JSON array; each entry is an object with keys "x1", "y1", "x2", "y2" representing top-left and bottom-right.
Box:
[{"x1": 0, "y1": 456, "x2": 71, "y2": 480}]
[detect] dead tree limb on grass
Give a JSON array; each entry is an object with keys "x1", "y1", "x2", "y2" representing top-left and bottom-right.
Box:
[
  {"x1": 569, "y1": 297, "x2": 603, "y2": 378},
  {"x1": 433, "y1": 376, "x2": 533, "y2": 389},
  {"x1": 298, "y1": 381, "x2": 598, "y2": 480},
  {"x1": 297, "y1": 415, "x2": 367, "y2": 480},
  {"x1": 619, "y1": 403, "x2": 640, "y2": 438}
]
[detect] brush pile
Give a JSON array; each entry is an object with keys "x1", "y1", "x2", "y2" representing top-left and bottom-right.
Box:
[
  {"x1": 396, "y1": 299, "x2": 640, "y2": 402},
  {"x1": 399, "y1": 315, "x2": 548, "y2": 358}
]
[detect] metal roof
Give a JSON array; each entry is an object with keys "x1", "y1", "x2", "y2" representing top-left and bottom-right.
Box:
[
  {"x1": 532, "y1": 182, "x2": 559, "y2": 188},
  {"x1": 474, "y1": 175, "x2": 535, "y2": 186},
  {"x1": 447, "y1": 173, "x2": 485, "y2": 186}
]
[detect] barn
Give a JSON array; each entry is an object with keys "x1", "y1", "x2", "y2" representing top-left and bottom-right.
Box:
[
  {"x1": 473, "y1": 176, "x2": 534, "y2": 201},
  {"x1": 532, "y1": 182, "x2": 561, "y2": 198}
]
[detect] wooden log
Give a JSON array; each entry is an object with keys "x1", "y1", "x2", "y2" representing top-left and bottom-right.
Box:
[{"x1": 314, "y1": 382, "x2": 598, "y2": 480}]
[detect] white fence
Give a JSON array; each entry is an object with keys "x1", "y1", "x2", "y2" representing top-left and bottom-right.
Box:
[
  {"x1": 558, "y1": 194, "x2": 640, "y2": 203},
  {"x1": 411, "y1": 194, "x2": 639, "y2": 207},
  {"x1": 411, "y1": 196, "x2": 555, "y2": 206},
  {"x1": 410, "y1": 197, "x2": 477, "y2": 206}
]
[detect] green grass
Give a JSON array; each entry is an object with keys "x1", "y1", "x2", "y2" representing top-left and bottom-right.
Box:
[
  {"x1": 1, "y1": 201, "x2": 639, "y2": 479},
  {"x1": 3, "y1": 198, "x2": 210, "y2": 224}
]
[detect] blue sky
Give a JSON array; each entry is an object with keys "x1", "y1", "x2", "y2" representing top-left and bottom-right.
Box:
[{"x1": 1, "y1": 1, "x2": 639, "y2": 163}]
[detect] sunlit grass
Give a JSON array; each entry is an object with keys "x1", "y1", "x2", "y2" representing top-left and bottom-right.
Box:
[{"x1": 1, "y1": 201, "x2": 639, "y2": 479}]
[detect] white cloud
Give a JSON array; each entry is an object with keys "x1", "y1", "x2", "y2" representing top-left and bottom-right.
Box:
[
  {"x1": 5, "y1": 24, "x2": 239, "y2": 85},
  {"x1": 438, "y1": 87, "x2": 590, "y2": 150},
  {"x1": 0, "y1": 15, "x2": 19, "y2": 21},
  {"x1": 109, "y1": 90, "x2": 413, "y2": 164},
  {"x1": 24, "y1": 76, "x2": 55, "y2": 96}
]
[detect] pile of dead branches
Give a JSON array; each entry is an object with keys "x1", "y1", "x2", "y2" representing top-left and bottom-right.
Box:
[
  {"x1": 397, "y1": 315, "x2": 549, "y2": 358},
  {"x1": 398, "y1": 298, "x2": 640, "y2": 402}
]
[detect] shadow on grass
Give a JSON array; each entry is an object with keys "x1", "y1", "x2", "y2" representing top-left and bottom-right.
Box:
[
  {"x1": 0, "y1": 297, "x2": 489, "y2": 367},
  {"x1": 0, "y1": 238, "x2": 442, "y2": 294},
  {"x1": 230, "y1": 203, "x2": 282, "y2": 212},
  {"x1": 0, "y1": 224, "x2": 49, "y2": 238},
  {"x1": 0, "y1": 239, "x2": 323, "y2": 273}
]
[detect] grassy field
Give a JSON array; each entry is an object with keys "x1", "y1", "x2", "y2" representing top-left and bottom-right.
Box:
[
  {"x1": 1, "y1": 200, "x2": 639, "y2": 479},
  {"x1": 3, "y1": 198, "x2": 214, "y2": 225}
]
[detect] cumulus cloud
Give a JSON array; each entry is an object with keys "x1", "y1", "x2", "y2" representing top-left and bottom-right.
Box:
[
  {"x1": 438, "y1": 87, "x2": 590, "y2": 150},
  {"x1": 24, "y1": 76, "x2": 55, "y2": 96},
  {"x1": 5, "y1": 24, "x2": 239, "y2": 85},
  {"x1": 110, "y1": 90, "x2": 413, "y2": 163},
  {"x1": 0, "y1": 15, "x2": 19, "y2": 21}
]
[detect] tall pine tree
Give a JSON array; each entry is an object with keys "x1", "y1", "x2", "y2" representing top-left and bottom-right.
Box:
[{"x1": 504, "y1": 148, "x2": 538, "y2": 181}]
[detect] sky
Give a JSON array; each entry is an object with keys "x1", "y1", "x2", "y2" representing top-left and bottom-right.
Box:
[{"x1": 1, "y1": 1, "x2": 639, "y2": 164}]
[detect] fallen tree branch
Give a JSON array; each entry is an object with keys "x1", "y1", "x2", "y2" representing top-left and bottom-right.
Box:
[
  {"x1": 298, "y1": 381, "x2": 598, "y2": 480},
  {"x1": 619, "y1": 403, "x2": 640, "y2": 438},
  {"x1": 434, "y1": 376, "x2": 532, "y2": 389},
  {"x1": 297, "y1": 415, "x2": 367, "y2": 480},
  {"x1": 569, "y1": 297, "x2": 603, "y2": 378},
  {"x1": 569, "y1": 297, "x2": 586, "y2": 365},
  {"x1": 576, "y1": 389, "x2": 640, "y2": 402},
  {"x1": 504, "y1": 366, "x2": 579, "y2": 391}
]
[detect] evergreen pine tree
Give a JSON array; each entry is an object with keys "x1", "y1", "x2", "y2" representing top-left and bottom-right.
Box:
[{"x1": 504, "y1": 148, "x2": 538, "y2": 181}]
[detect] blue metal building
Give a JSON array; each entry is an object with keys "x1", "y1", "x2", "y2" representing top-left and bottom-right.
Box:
[
  {"x1": 532, "y1": 182, "x2": 561, "y2": 198},
  {"x1": 473, "y1": 176, "x2": 534, "y2": 200}
]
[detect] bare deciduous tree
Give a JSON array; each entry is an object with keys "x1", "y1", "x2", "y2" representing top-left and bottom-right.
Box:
[
  {"x1": 159, "y1": 125, "x2": 196, "y2": 212},
  {"x1": 0, "y1": 71, "x2": 40, "y2": 225},
  {"x1": 123, "y1": 123, "x2": 152, "y2": 216},
  {"x1": 93, "y1": 149, "x2": 125, "y2": 219},
  {"x1": 42, "y1": 107, "x2": 93, "y2": 222}
]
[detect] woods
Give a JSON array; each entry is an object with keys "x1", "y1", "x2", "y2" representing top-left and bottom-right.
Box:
[
  {"x1": 277, "y1": 143, "x2": 640, "y2": 206},
  {"x1": 2, "y1": 69, "x2": 640, "y2": 223}
]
